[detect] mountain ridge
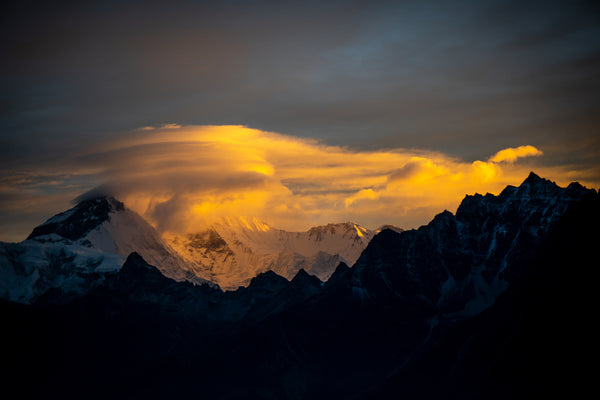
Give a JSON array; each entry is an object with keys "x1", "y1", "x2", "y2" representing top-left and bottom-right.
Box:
[
  {"x1": 349, "y1": 171, "x2": 596, "y2": 317},
  {"x1": 164, "y1": 217, "x2": 386, "y2": 289}
]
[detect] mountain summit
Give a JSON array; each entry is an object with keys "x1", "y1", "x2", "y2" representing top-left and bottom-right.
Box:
[{"x1": 27, "y1": 196, "x2": 123, "y2": 241}]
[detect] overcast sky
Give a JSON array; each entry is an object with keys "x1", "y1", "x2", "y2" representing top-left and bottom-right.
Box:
[{"x1": 1, "y1": 0, "x2": 599, "y2": 241}]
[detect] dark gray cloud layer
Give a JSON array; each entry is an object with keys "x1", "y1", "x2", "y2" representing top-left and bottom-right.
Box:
[{"x1": 2, "y1": 0, "x2": 599, "y2": 163}]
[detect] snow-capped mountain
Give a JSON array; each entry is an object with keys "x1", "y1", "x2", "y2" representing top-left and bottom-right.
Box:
[
  {"x1": 1, "y1": 195, "x2": 390, "y2": 300},
  {"x1": 164, "y1": 217, "x2": 385, "y2": 290},
  {"x1": 0, "y1": 196, "x2": 215, "y2": 303}
]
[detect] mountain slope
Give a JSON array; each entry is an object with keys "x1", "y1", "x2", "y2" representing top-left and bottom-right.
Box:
[{"x1": 0, "y1": 239, "x2": 123, "y2": 303}]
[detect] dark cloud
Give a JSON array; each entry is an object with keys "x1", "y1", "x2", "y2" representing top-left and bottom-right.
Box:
[
  {"x1": 147, "y1": 194, "x2": 188, "y2": 233},
  {"x1": 388, "y1": 162, "x2": 423, "y2": 182},
  {"x1": 73, "y1": 184, "x2": 115, "y2": 204},
  {"x1": 2, "y1": 1, "x2": 598, "y2": 159}
]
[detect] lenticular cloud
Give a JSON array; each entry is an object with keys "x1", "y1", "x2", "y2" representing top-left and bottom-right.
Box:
[{"x1": 67, "y1": 125, "x2": 547, "y2": 233}]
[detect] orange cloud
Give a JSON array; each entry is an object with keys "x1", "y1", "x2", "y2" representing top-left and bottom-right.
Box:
[
  {"x1": 8, "y1": 125, "x2": 591, "y2": 237},
  {"x1": 488, "y1": 145, "x2": 543, "y2": 163},
  {"x1": 345, "y1": 188, "x2": 380, "y2": 208}
]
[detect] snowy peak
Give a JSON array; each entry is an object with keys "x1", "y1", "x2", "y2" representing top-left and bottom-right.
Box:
[
  {"x1": 308, "y1": 222, "x2": 361, "y2": 238},
  {"x1": 27, "y1": 196, "x2": 123, "y2": 242},
  {"x1": 25, "y1": 195, "x2": 213, "y2": 288},
  {"x1": 304, "y1": 222, "x2": 375, "y2": 246}
]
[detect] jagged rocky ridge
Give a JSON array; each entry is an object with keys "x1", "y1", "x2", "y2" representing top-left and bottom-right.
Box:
[
  {"x1": 350, "y1": 172, "x2": 595, "y2": 316},
  {"x1": 1, "y1": 172, "x2": 597, "y2": 399}
]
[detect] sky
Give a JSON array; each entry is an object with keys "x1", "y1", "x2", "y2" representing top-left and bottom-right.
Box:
[{"x1": 1, "y1": 0, "x2": 599, "y2": 241}]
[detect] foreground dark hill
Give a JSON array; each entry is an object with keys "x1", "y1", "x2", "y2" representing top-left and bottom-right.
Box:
[{"x1": 2, "y1": 173, "x2": 597, "y2": 399}]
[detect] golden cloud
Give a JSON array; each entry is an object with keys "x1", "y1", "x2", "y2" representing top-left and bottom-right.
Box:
[
  {"x1": 66, "y1": 126, "x2": 564, "y2": 232},
  {"x1": 488, "y1": 145, "x2": 543, "y2": 163},
  {"x1": 0, "y1": 124, "x2": 599, "y2": 240},
  {"x1": 18, "y1": 125, "x2": 588, "y2": 235}
]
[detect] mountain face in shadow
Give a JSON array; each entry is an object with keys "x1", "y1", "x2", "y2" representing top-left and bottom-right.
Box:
[
  {"x1": 349, "y1": 172, "x2": 595, "y2": 317},
  {"x1": 1, "y1": 173, "x2": 597, "y2": 399},
  {"x1": 368, "y1": 188, "x2": 600, "y2": 400}
]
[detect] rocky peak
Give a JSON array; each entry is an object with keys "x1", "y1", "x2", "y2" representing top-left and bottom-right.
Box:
[
  {"x1": 307, "y1": 222, "x2": 373, "y2": 243},
  {"x1": 515, "y1": 171, "x2": 560, "y2": 196},
  {"x1": 327, "y1": 262, "x2": 351, "y2": 280},
  {"x1": 523, "y1": 171, "x2": 544, "y2": 184},
  {"x1": 247, "y1": 270, "x2": 289, "y2": 292},
  {"x1": 120, "y1": 252, "x2": 158, "y2": 274},
  {"x1": 457, "y1": 172, "x2": 592, "y2": 222},
  {"x1": 186, "y1": 229, "x2": 231, "y2": 252},
  {"x1": 112, "y1": 252, "x2": 175, "y2": 291},
  {"x1": 376, "y1": 224, "x2": 404, "y2": 234},
  {"x1": 27, "y1": 196, "x2": 124, "y2": 241},
  {"x1": 430, "y1": 210, "x2": 455, "y2": 227},
  {"x1": 290, "y1": 268, "x2": 322, "y2": 288}
]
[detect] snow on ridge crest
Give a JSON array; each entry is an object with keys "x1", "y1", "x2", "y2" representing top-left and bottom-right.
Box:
[{"x1": 213, "y1": 216, "x2": 272, "y2": 232}]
